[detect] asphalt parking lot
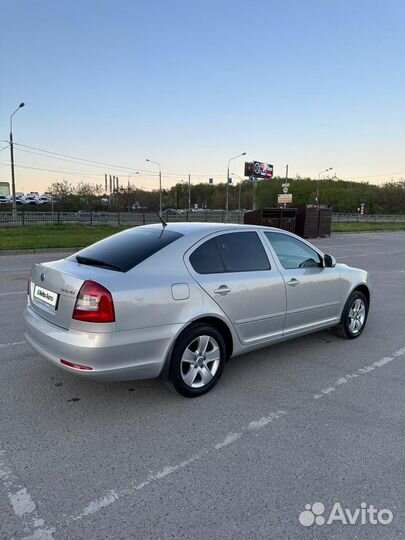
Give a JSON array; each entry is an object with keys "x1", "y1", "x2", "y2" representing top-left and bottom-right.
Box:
[{"x1": 0, "y1": 231, "x2": 404, "y2": 540}]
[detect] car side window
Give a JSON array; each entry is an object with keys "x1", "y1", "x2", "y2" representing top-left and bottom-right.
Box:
[
  {"x1": 216, "y1": 232, "x2": 270, "y2": 272},
  {"x1": 264, "y1": 232, "x2": 322, "y2": 269},
  {"x1": 190, "y1": 232, "x2": 270, "y2": 274},
  {"x1": 189, "y1": 237, "x2": 225, "y2": 274}
]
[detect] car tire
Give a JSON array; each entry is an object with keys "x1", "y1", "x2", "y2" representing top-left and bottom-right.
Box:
[
  {"x1": 334, "y1": 290, "x2": 369, "y2": 339},
  {"x1": 169, "y1": 324, "x2": 226, "y2": 397}
]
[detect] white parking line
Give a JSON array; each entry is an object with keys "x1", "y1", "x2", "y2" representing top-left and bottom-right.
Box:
[
  {"x1": 74, "y1": 448, "x2": 210, "y2": 521},
  {"x1": 0, "y1": 290, "x2": 26, "y2": 296},
  {"x1": 3, "y1": 344, "x2": 403, "y2": 536},
  {"x1": 316, "y1": 242, "x2": 378, "y2": 249},
  {"x1": 0, "y1": 340, "x2": 26, "y2": 349},
  {"x1": 313, "y1": 345, "x2": 405, "y2": 399},
  {"x1": 63, "y1": 409, "x2": 287, "y2": 525},
  {"x1": 337, "y1": 250, "x2": 403, "y2": 260},
  {"x1": 59, "y1": 347, "x2": 405, "y2": 529},
  {"x1": 0, "y1": 447, "x2": 55, "y2": 539},
  {"x1": 215, "y1": 411, "x2": 286, "y2": 450},
  {"x1": 372, "y1": 270, "x2": 405, "y2": 274},
  {"x1": 0, "y1": 267, "x2": 31, "y2": 273}
]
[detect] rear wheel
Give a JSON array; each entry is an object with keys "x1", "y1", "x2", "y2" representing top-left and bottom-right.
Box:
[
  {"x1": 335, "y1": 290, "x2": 368, "y2": 339},
  {"x1": 169, "y1": 324, "x2": 226, "y2": 397}
]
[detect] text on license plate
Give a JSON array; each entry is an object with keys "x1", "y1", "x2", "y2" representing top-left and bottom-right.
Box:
[{"x1": 34, "y1": 285, "x2": 58, "y2": 308}]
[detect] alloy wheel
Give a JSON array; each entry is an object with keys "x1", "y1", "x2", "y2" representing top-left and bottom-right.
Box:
[
  {"x1": 180, "y1": 335, "x2": 221, "y2": 389},
  {"x1": 348, "y1": 298, "x2": 366, "y2": 334}
]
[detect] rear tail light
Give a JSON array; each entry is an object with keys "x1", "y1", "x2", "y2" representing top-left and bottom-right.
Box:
[{"x1": 72, "y1": 280, "x2": 115, "y2": 323}]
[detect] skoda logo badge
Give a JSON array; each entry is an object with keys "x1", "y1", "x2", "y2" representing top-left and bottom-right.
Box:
[{"x1": 40, "y1": 273, "x2": 45, "y2": 282}]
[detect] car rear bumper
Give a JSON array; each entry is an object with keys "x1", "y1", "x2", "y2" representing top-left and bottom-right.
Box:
[{"x1": 24, "y1": 305, "x2": 182, "y2": 381}]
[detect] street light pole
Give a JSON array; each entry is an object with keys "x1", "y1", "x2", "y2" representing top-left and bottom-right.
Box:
[
  {"x1": 180, "y1": 180, "x2": 185, "y2": 210},
  {"x1": 283, "y1": 164, "x2": 289, "y2": 209},
  {"x1": 317, "y1": 167, "x2": 333, "y2": 208},
  {"x1": 231, "y1": 172, "x2": 243, "y2": 212},
  {"x1": 226, "y1": 152, "x2": 246, "y2": 213},
  {"x1": 188, "y1": 174, "x2": 191, "y2": 213},
  {"x1": 9, "y1": 102, "x2": 25, "y2": 220},
  {"x1": 127, "y1": 172, "x2": 139, "y2": 212},
  {"x1": 145, "y1": 159, "x2": 162, "y2": 215},
  {"x1": 127, "y1": 171, "x2": 139, "y2": 190}
]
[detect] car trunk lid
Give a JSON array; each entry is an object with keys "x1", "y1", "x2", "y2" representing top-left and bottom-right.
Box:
[{"x1": 29, "y1": 259, "x2": 115, "y2": 332}]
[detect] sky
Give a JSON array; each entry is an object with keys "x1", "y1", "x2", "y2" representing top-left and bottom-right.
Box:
[{"x1": 0, "y1": 0, "x2": 404, "y2": 193}]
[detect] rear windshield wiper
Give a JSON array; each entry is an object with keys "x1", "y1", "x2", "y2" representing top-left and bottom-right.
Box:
[{"x1": 76, "y1": 255, "x2": 123, "y2": 272}]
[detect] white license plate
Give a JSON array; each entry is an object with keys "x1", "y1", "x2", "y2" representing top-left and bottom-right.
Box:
[{"x1": 34, "y1": 285, "x2": 59, "y2": 308}]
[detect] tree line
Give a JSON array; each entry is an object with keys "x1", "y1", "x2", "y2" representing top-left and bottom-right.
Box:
[{"x1": 16, "y1": 177, "x2": 405, "y2": 214}]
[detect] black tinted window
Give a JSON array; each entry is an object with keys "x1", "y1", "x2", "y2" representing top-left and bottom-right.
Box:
[
  {"x1": 217, "y1": 232, "x2": 270, "y2": 272},
  {"x1": 190, "y1": 232, "x2": 270, "y2": 274},
  {"x1": 73, "y1": 228, "x2": 183, "y2": 272},
  {"x1": 264, "y1": 232, "x2": 322, "y2": 269},
  {"x1": 189, "y1": 238, "x2": 225, "y2": 274}
]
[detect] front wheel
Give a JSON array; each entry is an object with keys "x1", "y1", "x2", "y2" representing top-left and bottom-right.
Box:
[
  {"x1": 169, "y1": 324, "x2": 226, "y2": 397},
  {"x1": 335, "y1": 290, "x2": 369, "y2": 339}
]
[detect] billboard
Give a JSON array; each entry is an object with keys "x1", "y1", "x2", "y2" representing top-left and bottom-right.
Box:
[
  {"x1": 244, "y1": 161, "x2": 273, "y2": 179},
  {"x1": 0, "y1": 182, "x2": 10, "y2": 196}
]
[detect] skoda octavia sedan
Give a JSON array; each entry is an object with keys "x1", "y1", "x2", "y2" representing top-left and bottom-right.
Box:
[{"x1": 24, "y1": 223, "x2": 370, "y2": 397}]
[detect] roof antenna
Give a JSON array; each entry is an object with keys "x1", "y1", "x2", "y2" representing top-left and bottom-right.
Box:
[{"x1": 155, "y1": 211, "x2": 167, "y2": 232}]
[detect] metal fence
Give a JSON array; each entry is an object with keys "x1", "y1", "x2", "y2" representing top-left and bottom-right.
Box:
[
  {"x1": 0, "y1": 210, "x2": 245, "y2": 227},
  {"x1": 0, "y1": 211, "x2": 404, "y2": 228},
  {"x1": 331, "y1": 213, "x2": 405, "y2": 223}
]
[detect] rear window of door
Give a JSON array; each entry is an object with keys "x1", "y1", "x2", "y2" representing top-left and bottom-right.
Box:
[
  {"x1": 264, "y1": 231, "x2": 322, "y2": 269},
  {"x1": 190, "y1": 231, "x2": 270, "y2": 274}
]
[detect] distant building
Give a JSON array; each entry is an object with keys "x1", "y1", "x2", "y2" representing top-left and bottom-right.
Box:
[{"x1": 0, "y1": 182, "x2": 10, "y2": 196}]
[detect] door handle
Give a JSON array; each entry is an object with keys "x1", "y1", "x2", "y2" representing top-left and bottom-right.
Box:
[
  {"x1": 287, "y1": 278, "x2": 300, "y2": 287},
  {"x1": 214, "y1": 285, "x2": 231, "y2": 295}
]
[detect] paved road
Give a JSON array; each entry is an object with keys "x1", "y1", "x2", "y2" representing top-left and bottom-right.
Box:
[{"x1": 0, "y1": 232, "x2": 404, "y2": 540}]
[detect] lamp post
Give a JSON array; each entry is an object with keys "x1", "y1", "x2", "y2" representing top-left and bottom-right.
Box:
[
  {"x1": 226, "y1": 152, "x2": 246, "y2": 212},
  {"x1": 127, "y1": 171, "x2": 139, "y2": 190},
  {"x1": 188, "y1": 174, "x2": 191, "y2": 213},
  {"x1": 317, "y1": 167, "x2": 333, "y2": 207},
  {"x1": 10, "y1": 102, "x2": 25, "y2": 220},
  {"x1": 174, "y1": 183, "x2": 178, "y2": 210},
  {"x1": 231, "y1": 172, "x2": 244, "y2": 212},
  {"x1": 126, "y1": 172, "x2": 139, "y2": 212},
  {"x1": 180, "y1": 180, "x2": 185, "y2": 211},
  {"x1": 145, "y1": 159, "x2": 162, "y2": 215}
]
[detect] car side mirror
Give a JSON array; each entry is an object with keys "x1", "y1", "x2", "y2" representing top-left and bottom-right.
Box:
[{"x1": 324, "y1": 254, "x2": 336, "y2": 268}]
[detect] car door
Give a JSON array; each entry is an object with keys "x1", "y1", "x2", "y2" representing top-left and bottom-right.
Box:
[
  {"x1": 185, "y1": 230, "x2": 286, "y2": 344},
  {"x1": 262, "y1": 231, "x2": 342, "y2": 336}
]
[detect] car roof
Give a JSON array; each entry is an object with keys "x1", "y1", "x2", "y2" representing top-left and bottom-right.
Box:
[{"x1": 141, "y1": 222, "x2": 282, "y2": 235}]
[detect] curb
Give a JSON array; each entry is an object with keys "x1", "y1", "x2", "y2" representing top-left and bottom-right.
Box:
[{"x1": 0, "y1": 247, "x2": 83, "y2": 256}]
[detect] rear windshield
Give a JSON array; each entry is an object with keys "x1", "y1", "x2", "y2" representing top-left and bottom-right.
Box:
[{"x1": 72, "y1": 228, "x2": 183, "y2": 272}]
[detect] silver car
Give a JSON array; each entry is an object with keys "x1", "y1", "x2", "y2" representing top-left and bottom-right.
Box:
[{"x1": 24, "y1": 223, "x2": 370, "y2": 397}]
